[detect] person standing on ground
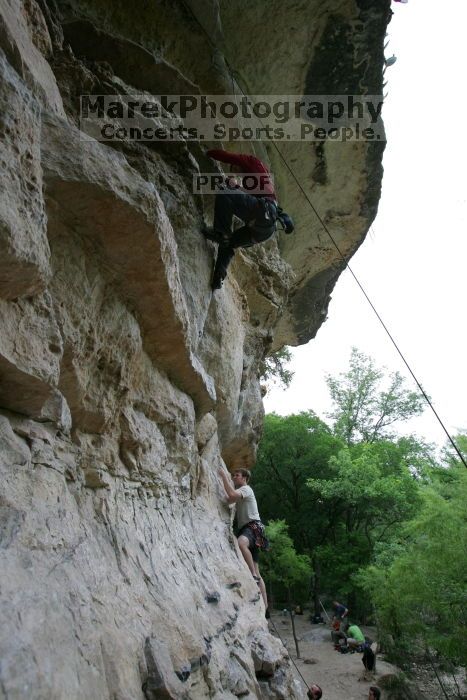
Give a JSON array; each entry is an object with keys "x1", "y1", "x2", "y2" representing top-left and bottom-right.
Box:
[
  {"x1": 360, "y1": 640, "x2": 376, "y2": 681},
  {"x1": 218, "y1": 467, "x2": 269, "y2": 617},
  {"x1": 307, "y1": 684, "x2": 323, "y2": 699},
  {"x1": 368, "y1": 686, "x2": 381, "y2": 700},
  {"x1": 332, "y1": 601, "x2": 349, "y2": 623},
  {"x1": 332, "y1": 600, "x2": 349, "y2": 641}
]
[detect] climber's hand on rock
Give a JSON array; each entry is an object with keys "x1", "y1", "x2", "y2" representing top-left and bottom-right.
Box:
[{"x1": 218, "y1": 466, "x2": 229, "y2": 482}]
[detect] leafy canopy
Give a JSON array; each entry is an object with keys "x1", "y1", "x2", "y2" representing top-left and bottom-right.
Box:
[
  {"x1": 356, "y1": 464, "x2": 467, "y2": 665},
  {"x1": 327, "y1": 347, "x2": 424, "y2": 445},
  {"x1": 255, "y1": 348, "x2": 466, "y2": 672},
  {"x1": 260, "y1": 347, "x2": 294, "y2": 390},
  {"x1": 254, "y1": 411, "x2": 343, "y2": 551},
  {"x1": 262, "y1": 519, "x2": 312, "y2": 589}
]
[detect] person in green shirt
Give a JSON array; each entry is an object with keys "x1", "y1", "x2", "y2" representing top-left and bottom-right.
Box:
[{"x1": 346, "y1": 623, "x2": 365, "y2": 649}]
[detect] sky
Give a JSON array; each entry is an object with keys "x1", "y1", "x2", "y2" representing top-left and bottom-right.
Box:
[{"x1": 264, "y1": 0, "x2": 467, "y2": 450}]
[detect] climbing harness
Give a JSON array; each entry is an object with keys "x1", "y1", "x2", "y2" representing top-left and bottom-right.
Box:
[
  {"x1": 275, "y1": 206, "x2": 295, "y2": 234},
  {"x1": 246, "y1": 521, "x2": 270, "y2": 551}
]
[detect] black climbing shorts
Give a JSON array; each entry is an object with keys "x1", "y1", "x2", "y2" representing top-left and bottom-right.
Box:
[{"x1": 237, "y1": 525, "x2": 260, "y2": 562}]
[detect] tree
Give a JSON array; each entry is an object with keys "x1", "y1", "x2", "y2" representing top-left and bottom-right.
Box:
[
  {"x1": 254, "y1": 412, "x2": 343, "y2": 615},
  {"x1": 305, "y1": 438, "x2": 426, "y2": 617},
  {"x1": 441, "y1": 430, "x2": 467, "y2": 470},
  {"x1": 254, "y1": 351, "x2": 433, "y2": 618},
  {"x1": 326, "y1": 347, "x2": 425, "y2": 445},
  {"x1": 253, "y1": 412, "x2": 429, "y2": 617},
  {"x1": 259, "y1": 347, "x2": 294, "y2": 390},
  {"x1": 357, "y1": 465, "x2": 467, "y2": 667},
  {"x1": 262, "y1": 520, "x2": 312, "y2": 606},
  {"x1": 307, "y1": 440, "x2": 423, "y2": 548},
  {"x1": 254, "y1": 412, "x2": 343, "y2": 552}
]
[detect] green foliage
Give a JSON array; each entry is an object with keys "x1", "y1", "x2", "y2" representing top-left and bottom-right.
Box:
[
  {"x1": 326, "y1": 347, "x2": 425, "y2": 445},
  {"x1": 304, "y1": 438, "x2": 425, "y2": 614},
  {"x1": 357, "y1": 465, "x2": 467, "y2": 665},
  {"x1": 440, "y1": 430, "x2": 467, "y2": 470},
  {"x1": 307, "y1": 440, "x2": 423, "y2": 547},
  {"x1": 254, "y1": 411, "x2": 343, "y2": 551},
  {"x1": 259, "y1": 347, "x2": 294, "y2": 390},
  {"x1": 255, "y1": 348, "x2": 465, "y2": 670},
  {"x1": 262, "y1": 520, "x2": 312, "y2": 589},
  {"x1": 253, "y1": 411, "x2": 430, "y2": 617}
]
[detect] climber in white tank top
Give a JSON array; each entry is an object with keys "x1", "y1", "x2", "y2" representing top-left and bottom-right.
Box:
[{"x1": 218, "y1": 467, "x2": 270, "y2": 619}]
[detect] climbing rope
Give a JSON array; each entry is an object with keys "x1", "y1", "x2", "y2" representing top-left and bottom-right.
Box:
[
  {"x1": 268, "y1": 614, "x2": 312, "y2": 694},
  {"x1": 262, "y1": 138, "x2": 467, "y2": 469},
  {"x1": 177, "y1": 0, "x2": 467, "y2": 469}
]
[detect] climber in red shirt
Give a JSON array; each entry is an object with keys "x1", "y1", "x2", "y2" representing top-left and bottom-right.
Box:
[
  {"x1": 201, "y1": 148, "x2": 279, "y2": 290},
  {"x1": 206, "y1": 149, "x2": 277, "y2": 200}
]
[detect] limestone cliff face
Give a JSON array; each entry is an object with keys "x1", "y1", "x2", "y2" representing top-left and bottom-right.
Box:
[{"x1": 0, "y1": 1, "x2": 389, "y2": 698}]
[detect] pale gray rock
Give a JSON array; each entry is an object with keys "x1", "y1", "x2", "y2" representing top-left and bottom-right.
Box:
[
  {"x1": 42, "y1": 111, "x2": 216, "y2": 416},
  {"x1": 3, "y1": 410, "x2": 56, "y2": 441},
  {"x1": 219, "y1": 0, "x2": 387, "y2": 347},
  {"x1": 0, "y1": 292, "x2": 63, "y2": 419},
  {"x1": 0, "y1": 0, "x2": 65, "y2": 115},
  {"x1": 251, "y1": 630, "x2": 284, "y2": 677},
  {"x1": 143, "y1": 636, "x2": 189, "y2": 699},
  {"x1": 195, "y1": 412, "x2": 218, "y2": 450},
  {"x1": 0, "y1": 414, "x2": 30, "y2": 469},
  {"x1": 0, "y1": 51, "x2": 51, "y2": 298}
]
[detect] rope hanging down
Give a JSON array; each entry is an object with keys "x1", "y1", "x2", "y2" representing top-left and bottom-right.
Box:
[
  {"x1": 269, "y1": 615, "x2": 312, "y2": 694},
  {"x1": 179, "y1": 0, "x2": 467, "y2": 469}
]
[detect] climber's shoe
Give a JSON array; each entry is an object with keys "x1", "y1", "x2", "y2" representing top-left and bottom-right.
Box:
[
  {"x1": 201, "y1": 225, "x2": 220, "y2": 242},
  {"x1": 202, "y1": 225, "x2": 231, "y2": 245},
  {"x1": 265, "y1": 608, "x2": 271, "y2": 620},
  {"x1": 211, "y1": 272, "x2": 224, "y2": 291}
]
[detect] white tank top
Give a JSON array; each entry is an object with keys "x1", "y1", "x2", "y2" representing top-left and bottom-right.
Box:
[{"x1": 235, "y1": 485, "x2": 260, "y2": 529}]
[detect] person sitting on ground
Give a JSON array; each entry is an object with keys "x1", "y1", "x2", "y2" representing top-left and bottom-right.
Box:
[
  {"x1": 368, "y1": 686, "x2": 381, "y2": 700},
  {"x1": 346, "y1": 622, "x2": 366, "y2": 649},
  {"x1": 218, "y1": 467, "x2": 270, "y2": 618},
  {"x1": 331, "y1": 618, "x2": 345, "y2": 645},
  {"x1": 307, "y1": 684, "x2": 323, "y2": 699},
  {"x1": 201, "y1": 148, "x2": 280, "y2": 290}
]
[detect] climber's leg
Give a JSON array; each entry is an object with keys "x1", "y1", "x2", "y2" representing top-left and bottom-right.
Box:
[
  {"x1": 238, "y1": 535, "x2": 257, "y2": 577},
  {"x1": 253, "y1": 562, "x2": 268, "y2": 610},
  {"x1": 213, "y1": 191, "x2": 261, "y2": 236},
  {"x1": 211, "y1": 244, "x2": 235, "y2": 290},
  {"x1": 238, "y1": 534, "x2": 268, "y2": 611}
]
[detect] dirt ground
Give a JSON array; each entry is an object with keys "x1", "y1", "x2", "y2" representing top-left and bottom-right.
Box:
[{"x1": 268, "y1": 611, "x2": 397, "y2": 700}]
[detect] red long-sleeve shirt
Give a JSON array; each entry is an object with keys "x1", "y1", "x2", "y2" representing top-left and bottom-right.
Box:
[{"x1": 207, "y1": 149, "x2": 276, "y2": 201}]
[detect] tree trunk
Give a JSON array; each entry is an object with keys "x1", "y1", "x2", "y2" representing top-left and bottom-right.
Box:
[
  {"x1": 312, "y1": 553, "x2": 321, "y2": 617},
  {"x1": 268, "y1": 580, "x2": 274, "y2": 612},
  {"x1": 347, "y1": 590, "x2": 357, "y2": 619}
]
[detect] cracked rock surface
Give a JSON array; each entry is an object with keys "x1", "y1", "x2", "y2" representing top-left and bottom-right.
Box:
[{"x1": 0, "y1": 0, "x2": 389, "y2": 697}]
